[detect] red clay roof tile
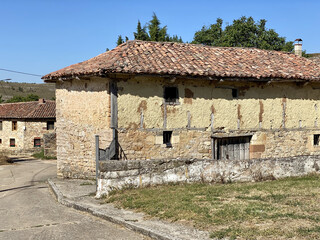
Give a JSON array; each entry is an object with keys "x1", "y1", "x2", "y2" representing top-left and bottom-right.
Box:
[
  {"x1": 0, "y1": 100, "x2": 55, "y2": 119},
  {"x1": 43, "y1": 40, "x2": 320, "y2": 81}
]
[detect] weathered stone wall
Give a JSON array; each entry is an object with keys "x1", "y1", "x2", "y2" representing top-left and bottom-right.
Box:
[
  {"x1": 118, "y1": 129, "x2": 212, "y2": 160},
  {"x1": 43, "y1": 132, "x2": 56, "y2": 157},
  {"x1": 0, "y1": 119, "x2": 55, "y2": 155},
  {"x1": 55, "y1": 77, "x2": 112, "y2": 178},
  {"x1": 57, "y1": 75, "x2": 320, "y2": 179},
  {"x1": 97, "y1": 155, "x2": 320, "y2": 197},
  {"x1": 116, "y1": 76, "x2": 320, "y2": 160},
  {"x1": 117, "y1": 77, "x2": 320, "y2": 131}
]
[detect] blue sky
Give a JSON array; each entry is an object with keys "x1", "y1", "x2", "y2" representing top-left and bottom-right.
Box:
[{"x1": 1, "y1": 0, "x2": 320, "y2": 83}]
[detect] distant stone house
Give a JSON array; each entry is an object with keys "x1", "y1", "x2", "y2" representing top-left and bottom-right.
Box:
[
  {"x1": 0, "y1": 99, "x2": 56, "y2": 156},
  {"x1": 43, "y1": 40, "x2": 320, "y2": 183}
]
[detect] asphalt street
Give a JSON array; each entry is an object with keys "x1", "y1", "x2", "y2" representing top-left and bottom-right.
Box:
[{"x1": 0, "y1": 158, "x2": 147, "y2": 240}]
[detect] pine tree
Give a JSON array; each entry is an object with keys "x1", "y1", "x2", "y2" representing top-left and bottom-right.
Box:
[
  {"x1": 117, "y1": 35, "x2": 124, "y2": 46},
  {"x1": 134, "y1": 20, "x2": 149, "y2": 41},
  {"x1": 115, "y1": 13, "x2": 183, "y2": 45}
]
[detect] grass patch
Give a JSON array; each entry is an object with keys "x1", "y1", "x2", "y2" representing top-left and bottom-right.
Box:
[
  {"x1": 32, "y1": 149, "x2": 56, "y2": 160},
  {"x1": 80, "y1": 181, "x2": 94, "y2": 186},
  {"x1": 104, "y1": 174, "x2": 320, "y2": 239}
]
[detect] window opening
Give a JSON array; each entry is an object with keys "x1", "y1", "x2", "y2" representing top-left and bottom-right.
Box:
[
  {"x1": 10, "y1": 138, "x2": 15, "y2": 147},
  {"x1": 0, "y1": 121, "x2": 2, "y2": 131},
  {"x1": 12, "y1": 121, "x2": 17, "y2": 131},
  {"x1": 232, "y1": 89, "x2": 238, "y2": 98},
  {"x1": 314, "y1": 134, "x2": 320, "y2": 145},
  {"x1": 34, "y1": 138, "x2": 41, "y2": 147},
  {"x1": 47, "y1": 121, "x2": 55, "y2": 130},
  {"x1": 164, "y1": 87, "x2": 179, "y2": 104},
  {"x1": 163, "y1": 131, "x2": 173, "y2": 148},
  {"x1": 213, "y1": 136, "x2": 251, "y2": 160}
]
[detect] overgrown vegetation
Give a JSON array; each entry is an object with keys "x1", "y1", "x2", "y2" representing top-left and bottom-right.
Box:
[
  {"x1": 104, "y1": 174, "x2": 320, "y2": 239},
  {"x1": 6, "y1": 94, "x2": 39, "y2": 103},
  {"x1": 32, "y1": 149, "x2": 56, "y2": 160},
  {"x1": 0, "y1": 155, "x2": 13, "y2": 165}
]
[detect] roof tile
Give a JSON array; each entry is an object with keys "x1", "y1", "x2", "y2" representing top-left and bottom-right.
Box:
[
  {"x1": 43, "y1": 40, "x2": 320, "y2": 81},
  {"x1": 0, "y1": 100, "x2": 55, "y2": 119}
]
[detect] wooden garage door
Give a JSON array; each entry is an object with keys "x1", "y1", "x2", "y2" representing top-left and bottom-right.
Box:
[{"x1": 213, "y1": 136, "x2": 250, "y2": 160}]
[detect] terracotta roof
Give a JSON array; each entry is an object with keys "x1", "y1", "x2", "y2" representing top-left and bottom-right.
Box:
[
  {"x1": 43, "y1": 40, "x2": 320, "y2": 82},
  {"x1": 0, "y1": 100, "x2": 55, "y2": 119}
]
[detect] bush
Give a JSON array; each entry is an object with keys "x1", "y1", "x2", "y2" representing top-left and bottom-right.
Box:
[{"x1": 32, "y1": 149, "x2": 56, "y2": 160}]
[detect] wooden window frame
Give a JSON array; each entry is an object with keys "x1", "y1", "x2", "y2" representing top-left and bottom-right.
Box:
[
  {"x1": 212, "y1": 136, "x2": 251, "y2": 160},
  {"x1": 12, "y1": 121, "x2": 17, "y2": 131},
  {"x1": 10, "y1": 138, "x2": 15, "y2": 147},
  {"x1": 34, "y1": 138, "x2": 41, "y2": 148}
]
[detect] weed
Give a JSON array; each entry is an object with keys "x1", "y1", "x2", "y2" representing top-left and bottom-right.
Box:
[
  {"x1": 80, "y1": 181, "x2": 94, "y2": 186},
  {"x1": 32, "y1": 149, "x2": 56, "y2": 160}
]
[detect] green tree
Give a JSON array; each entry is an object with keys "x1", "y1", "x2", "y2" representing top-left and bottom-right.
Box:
[
  {"x1": 6, "y1": 94, "x2": 39, "y2": 103},
  {"x1": 192, "y1": 16, "x2": 293, "y2": 52},
  {"x1": 134, "y1": 20, "x2": 149, "y2": 41},
  {"x1": 25, "y1": 94, "x2": 39, "y2": 101},
  {"x1": 118, "y1": 13, "x2": 183, "y2": 44},
  {"x1": 117, "y1": 35, "x2": 124, "y2": 46}
]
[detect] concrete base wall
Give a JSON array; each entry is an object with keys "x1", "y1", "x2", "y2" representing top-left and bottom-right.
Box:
[{"x1": 97, "y1": 155, "x2": 320, "y2": 197}]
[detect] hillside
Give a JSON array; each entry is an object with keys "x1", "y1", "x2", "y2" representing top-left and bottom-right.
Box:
[{"x1": 0, "y1": 81, "x2": 55, "y2": 101}]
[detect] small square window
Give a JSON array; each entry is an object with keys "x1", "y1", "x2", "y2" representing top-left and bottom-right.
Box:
[
  {"x1": 47, "y1": 121, "x2": 55, "y2": 130},
  {"x1": 163, "y1": 131, "x2": 172, "y2": 148},
  {"x1": 232, "y1": 89, "x2": 238, "y2": 98},
  {"x1": 314, "y1": 134, "x2": 320, "y2": 145},
  {"x1": 12, "y1": 121, "x2": 17, "y2": 131},
  {"x1": 0, "y1": 121, "x2": 2, "y2": 131},
  {"x1": 34, "y1": 138, "x2": 41, "y2": 147},
  {"x1": 10, "y1": 138, "x2": 15, "y2": 147},
  {"x1": 164, "y1": 87, "x2": 179, "y2": 104}
]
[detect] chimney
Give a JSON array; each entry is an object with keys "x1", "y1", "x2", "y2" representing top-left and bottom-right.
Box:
[
  {"x1": 294, "y1": 38, "x2": 303, "y2": 57},
  {"x1": 39, "y1": 98, "x2": 45, "y2": 104}
]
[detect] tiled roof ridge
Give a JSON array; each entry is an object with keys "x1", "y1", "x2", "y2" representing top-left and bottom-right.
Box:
[
  {"x1": 43, "y1": 40, "x2": 320, "y2": 81},
  {"x1": 123, "y1": 40, "x2": 296, "y2": 55},
  {"x1": 0, "y1": 99, "x2": 54, "y2": 106}
]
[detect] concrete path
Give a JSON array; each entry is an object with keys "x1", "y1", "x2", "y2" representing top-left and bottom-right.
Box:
[
  {"x1": 48, "y1": 178, "x2": 211, "y2": 240},
  {"x1": 0, "y1": 158, "x2": 147, "y2": 240}
]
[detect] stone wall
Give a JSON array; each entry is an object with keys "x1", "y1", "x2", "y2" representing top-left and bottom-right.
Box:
[
  {"x1": 43, "y1": 132, "x2": 56, "y2": 157},
  {"x1": 116, "y1": 76, "x2": 320, "y2": 161},
  {"x1": 56, "y1": 75, "x2": 320, "y2": 179},
  {"x1": 0, "y1": 119, "x2": 55, "y2": 156},
  {"x1": 55, "y1": 77, "x2": 112, "y2": 178},
  {"x1": 118, "y1": 129, "x2": 212, "y2": 160},
  {"x1": 97, "y1": 155, "x2": 320, "y2": 197}
]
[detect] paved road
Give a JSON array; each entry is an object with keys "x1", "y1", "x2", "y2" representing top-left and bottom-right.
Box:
[{"x1": 0, "y1": 159, "x2": 147, "y2": 240}]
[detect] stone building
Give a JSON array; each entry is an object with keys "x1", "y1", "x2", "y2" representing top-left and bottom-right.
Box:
[
  {"x1": 0, "y1": 99, "x2": 56, "y2": 156},
  {"x1": 43, "y1": 40, "x2": 320, "y2": 180}
]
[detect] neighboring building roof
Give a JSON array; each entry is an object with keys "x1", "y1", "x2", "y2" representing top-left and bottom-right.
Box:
[
  {"x1": 0, "y1": 99, "x2": 55, "y2": 119},
  {"x1": 309, "y1": 53, "x2": 320, "y2": 65},
  {"x1": 43, "y1": 40, "x2": 320, "y2": 82}
]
